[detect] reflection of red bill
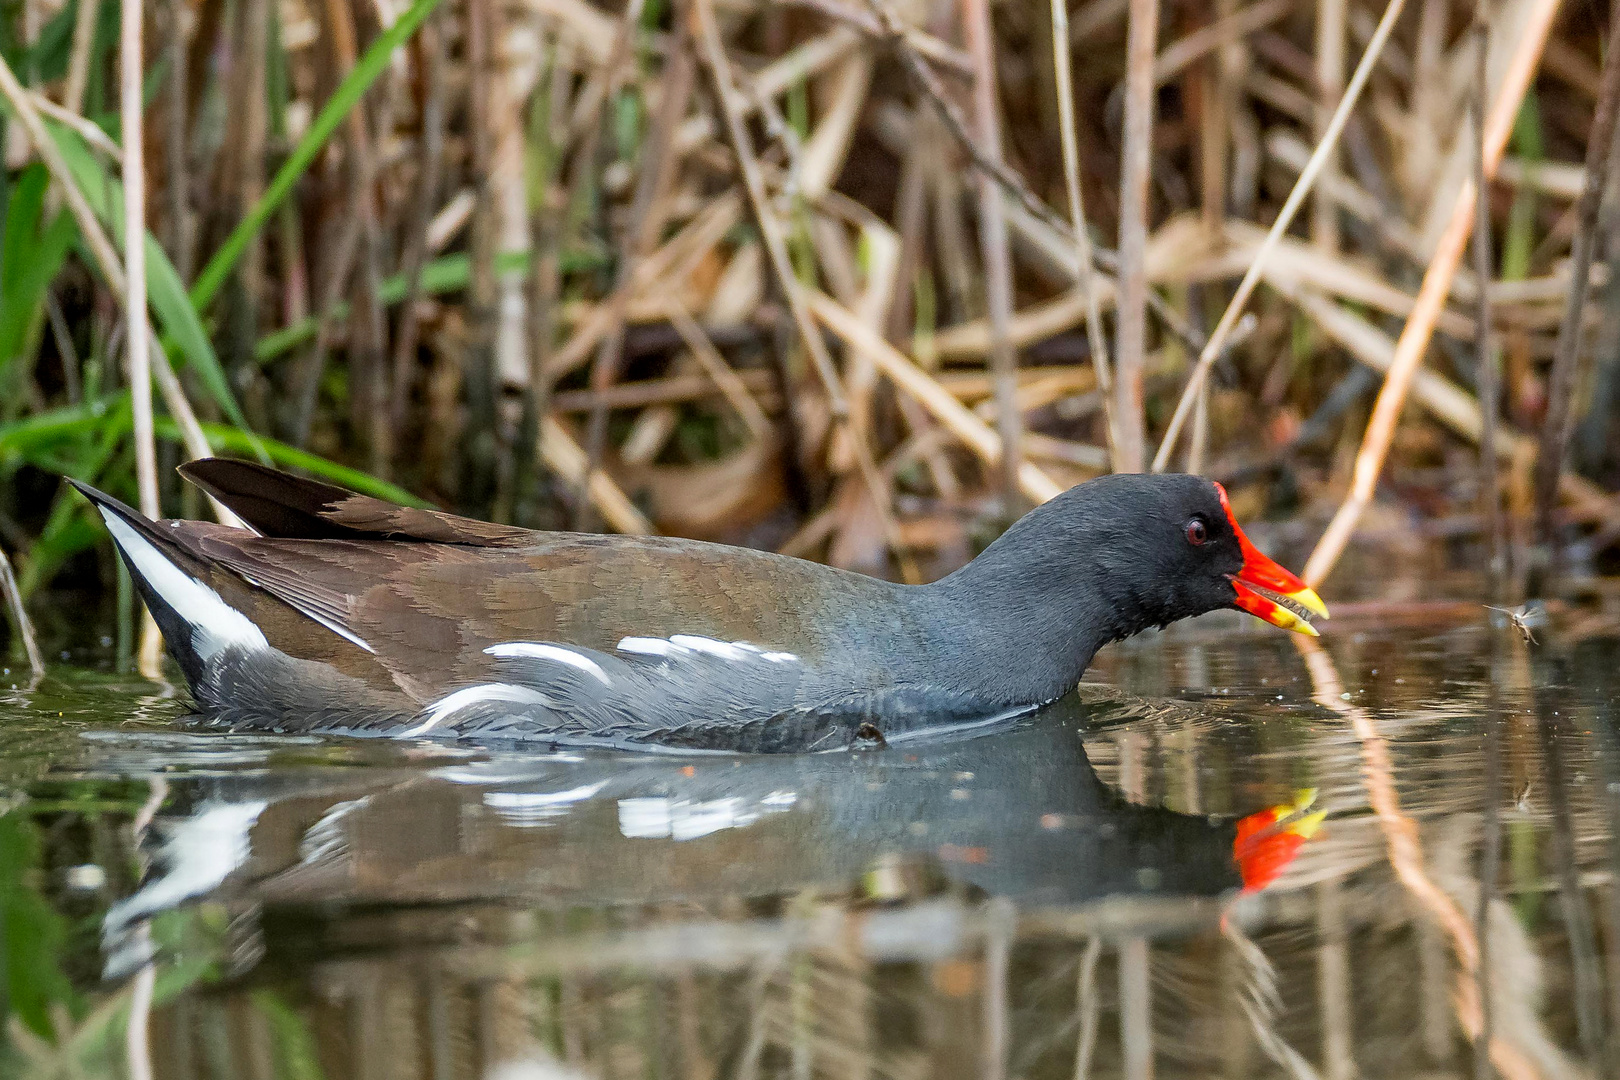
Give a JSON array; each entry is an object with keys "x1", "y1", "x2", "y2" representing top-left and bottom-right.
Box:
[{"x1": 1233, "y1": 789, "x2": 1326, "y2": 892}]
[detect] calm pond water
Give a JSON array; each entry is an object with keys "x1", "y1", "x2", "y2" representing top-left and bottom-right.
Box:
[{"x1": 4, "y1": 606, "x2": 1620, "y2": 1080}]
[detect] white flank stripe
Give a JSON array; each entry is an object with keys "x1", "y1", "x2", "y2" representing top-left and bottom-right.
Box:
[
  {"x1": 668, "y1": 635, "x2": 751, "y2": 661},
  {"x1": 618, "y1": 634, "x2": 799, "y2": 665},
  {"x1": 485, "y1": 642, "x2": 611, "y2": 685},
  {"x1": 616, "y1": 636, "x2": 687, "y2": 658},
  {"x1": 100, "y1": 509, "x2": 268, "y2": 663},
  {"x1": 402, "y1": 683, "x2": 554, "y2": 737}
]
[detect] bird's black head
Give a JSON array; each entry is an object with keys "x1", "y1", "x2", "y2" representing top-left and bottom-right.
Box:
[{"x1": 937, "y1": 475, "x2": 1328, "y2": 698}]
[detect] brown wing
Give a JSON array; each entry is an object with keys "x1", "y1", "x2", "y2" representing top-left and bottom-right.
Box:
[
  {"x1": 178, "y1": 458, "x2": 533, "y2": 545},
  {"x1": 175, "y1": 526, "x2": 897, "y2": 703}
]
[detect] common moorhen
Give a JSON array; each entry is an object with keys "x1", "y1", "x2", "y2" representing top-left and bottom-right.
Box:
[{"x1": 73, "y1": 459, "x2": 1327, "y2": 751}]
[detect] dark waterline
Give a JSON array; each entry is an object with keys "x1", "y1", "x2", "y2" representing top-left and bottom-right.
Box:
[{"x1": 4, "y1": 610, "x2": 1620, "y2": 1079}]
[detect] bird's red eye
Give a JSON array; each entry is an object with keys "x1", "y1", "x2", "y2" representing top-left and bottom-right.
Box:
[{"x1": 1186, "y1": 519, "x2": 1208, "y2": 546}]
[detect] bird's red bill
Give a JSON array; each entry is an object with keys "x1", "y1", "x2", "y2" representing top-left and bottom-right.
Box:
[
  {"x1": 1214, "y1": 483, "x2": 1329, "y2": 636},
  {"x1": 1233, "y1": 789, "x2": 1326, "y2": 892}
]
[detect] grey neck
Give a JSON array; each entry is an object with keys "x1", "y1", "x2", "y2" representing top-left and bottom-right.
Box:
[{"x1": 904, "y1": 561, "x2": 1116, "y2": 707}]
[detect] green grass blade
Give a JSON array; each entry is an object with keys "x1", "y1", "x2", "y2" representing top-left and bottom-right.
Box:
[
  {"x1": 0, "y1": 164, "x2": 74, "y2": 370},
  {"x1": 0, "y1": 394, "x2": 129, "y2": 459},
  {"x1": 190, "y1": 0, "x2": 449, "y2": 314}
]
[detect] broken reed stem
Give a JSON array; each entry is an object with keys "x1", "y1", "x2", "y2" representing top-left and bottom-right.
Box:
[
  {"x1": 962, "y1": 0, "x2": 1022, "y2": 505},
  {"x1": 1047, "y1": 0, "x2": 1119, "y2": 472},
  {"x1": 1113, "y1": 0, "x2": 1158, "y2": 472},
  {"x1": 1302, "y1": 0, "x2": 1562, "y2": 588},
  {"x1": 1529, "y1": 0, "x2": 1620, "y2": 589},
  {"x1": 0, "y1": 543, "x2": 43, "y2": 675},
  {"x1": 1152, "y1": 0, "x2": 1407, "y2": 473},
  {"x1": 1472, "y1": 22, "x2": 1504, "y2": 597}
]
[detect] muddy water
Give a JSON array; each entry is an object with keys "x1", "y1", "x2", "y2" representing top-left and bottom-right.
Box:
[{"x1": 2, "y1": 610, "x2": 1618, "y2": 1080}]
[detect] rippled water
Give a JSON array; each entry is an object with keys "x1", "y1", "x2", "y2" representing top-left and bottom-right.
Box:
[{"x1": 4, "y1": 607, "x2": 1619, "y2": 1080}]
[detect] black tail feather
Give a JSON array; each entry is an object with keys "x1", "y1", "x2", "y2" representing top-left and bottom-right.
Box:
[{"x1": 71, "y1": 480, "x2": 225, "y2": 686}]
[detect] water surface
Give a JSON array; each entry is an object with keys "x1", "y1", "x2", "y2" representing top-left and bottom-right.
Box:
[{"x1": 4, "y1": 609, "x2": 1619, "y2": 1079}]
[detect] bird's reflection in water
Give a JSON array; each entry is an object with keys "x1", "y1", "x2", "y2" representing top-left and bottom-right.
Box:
[
  {"x1": 106, "y1": 695, "x2": 1310, "y2": 918},
  {"x1": 83, "y1": 692, "x2": 1322, "y2": 1080},
  {"x1": 40, "y1": 622, "x2": 1620, "y2": 1080}
]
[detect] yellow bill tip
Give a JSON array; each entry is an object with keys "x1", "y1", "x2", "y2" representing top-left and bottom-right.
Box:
[{"x1": 1290, "y1": 586, "x2": 1330, "y2": 621}]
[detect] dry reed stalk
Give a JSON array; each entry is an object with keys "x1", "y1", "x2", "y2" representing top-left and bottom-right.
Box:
[
  {"x1": 231, "y1": 0, "x2": 271, "y2": 332},
  {"x1": 1153, "y1": 0, "x2": 1289, "y2": 86},
  {"x1": 797, "y1": 51, "x2": 872, "y2": 202},
  {"x1": 513, "y1": 31, "x2": 576, "y2": 520},
  {"x1": 1404, "y1": 0, "x2": 1448, "y2": 208},
  {"x1": 806, "y1": 290, "x2": 1065, "y2": 503},
  {"x1": 540, "y1": 195, "x2": 742, "y2": 383},
  {"x1": 62, "y1": 0, "x2": 98, "y2": 115},
  {"x1": 1151, "y1": 0, "x2": 1408, "y2": 473},
  {"x1": 29, "y1": 93, "x2": 121, "y2": 157},
  {"x1": 291, "y1": 183, "x2": 365, "y2": 446},
  {"x1": 1197, "y1": 26, "x2": 1224, "y2": 239},
  {"x1": 1214, "y1": 216, "x2": 1474, "y2": 336},
  {"x1": 1302, "y1": 0, "x2": 1561, "y2": 587},
  {"x1": 1186, "y1": 378, "x2": 1209, "y2": 474},
  {"x1": 462, "y1": 0, "x2": 501, "y2": 517},
  {"x1": 1112, "y1": 0, "x2": 1158, "y2": 472},
  {"x1": 1529, "y1": 0, "x2": 1620, "y2": 580},
  {"x1": 539, "y1": 417, "x2": 654, "y2": 534},
  {"x1": 1264, "y1": 130, "x2": 1427, "y2": 262},
  {"x1": 1048, "y1": 0, "x2": 1118, "y2": 471},
  {"x1": 885, "y1": 106, "x2": 961, "y2": 497},
  {"x1": 1472, "y1": 23, "x2": 1505, "y2": 596},
  {"x1": 578, "y1": 0, "x2": 670, "y2": 525},
  {"x1": 1295, "y1": 637, "x2": 1539, "y2": 1080},
  {"x1": 164, "y1": 0, "x2": 189, "y2": 281},
  {"x1": 550, "y1": 370, "x2": 774, "y2": 411},
  {"x1": 692, "y1": 0, "x2": 844, "y2": 412},
  {"x1": 120, "y1": 0, "x2": 162, "y2": 674},
  {"x1": 962, "y1": 0, "x2": 1022, "y2": 503},
  {"x1": 0, "y1": 65, "x2": 215, "y2": 477},
  {"x1": 391, "y1": 12, "x2": 448, "y2": 428},
  {"x1": 1312, "y1": 0, "x2": 1345, "y2": 253},
  {"x1": 784, "y1": 0, "x2": 973, "y2": 73},
  {"x1": 661, "y1": 298, "x2": 773, "y2": 439},
  {"x1": 695, "y1": 0, "x2": 916, "y2": 577},
  {"x1": 0, "y1": 543, "x2": 42, "y2": 675}
]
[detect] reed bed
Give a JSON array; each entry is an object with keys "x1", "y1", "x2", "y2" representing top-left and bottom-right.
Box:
[{"x1": 2, "y1": 0, "x2": 1619, "y2": 649}]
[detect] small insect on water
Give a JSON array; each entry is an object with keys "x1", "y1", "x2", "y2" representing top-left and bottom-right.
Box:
[{"x1": 1485, "y1": 603, "x2": 1544, "y2": 646}]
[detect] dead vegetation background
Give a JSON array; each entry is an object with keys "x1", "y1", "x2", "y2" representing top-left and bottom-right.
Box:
[{"x1": 3, "y1": 0, "x2": 1620, "y2": 659}]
